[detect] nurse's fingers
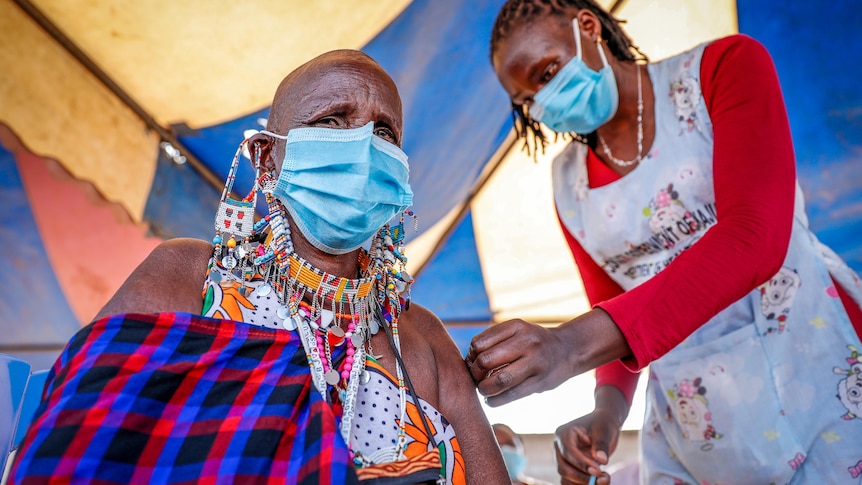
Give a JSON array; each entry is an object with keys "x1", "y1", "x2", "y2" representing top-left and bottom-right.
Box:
[
  {"x1": 465, "y1": 320, "x2": 522, "y2": 382},
  {"x1": 556, "y1": 440, "x2": 606, "y2": 485},
  {"x1": 555, "y1": 426, "x2": 600, "y2": 474},
  {"x1": 481, "y1": 371, "x2": 545, "y2": 407}
]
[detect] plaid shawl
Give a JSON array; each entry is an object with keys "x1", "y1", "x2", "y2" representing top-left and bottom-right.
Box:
[{"x1": 10, "y1": 312, "x2": 358, "y2": 485}]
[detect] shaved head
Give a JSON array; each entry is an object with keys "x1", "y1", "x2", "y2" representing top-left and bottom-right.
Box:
[
  {"x1": 256, "y1": 49, "x2": 403, "y2": 173},
  {"x1": 267, "y1": 50, "x2": 401, "y2": 138}
]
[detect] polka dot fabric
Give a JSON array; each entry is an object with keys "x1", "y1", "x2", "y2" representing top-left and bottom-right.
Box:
[{"x1": 353, "y1": 359, "x2": 465, "y2": 484}]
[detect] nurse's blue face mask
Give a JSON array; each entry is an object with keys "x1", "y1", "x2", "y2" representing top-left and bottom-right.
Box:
[
  {"x1": 261, "y1": 122, "x2": 413, "y2": 255},
  {"x1": 529, "y1": 18, "x2": 619, "y2": 134}
]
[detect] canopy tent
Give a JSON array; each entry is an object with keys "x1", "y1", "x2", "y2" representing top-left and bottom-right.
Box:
[{"x1": 2, "y1": 0, "x2": 860, "y2": 433}]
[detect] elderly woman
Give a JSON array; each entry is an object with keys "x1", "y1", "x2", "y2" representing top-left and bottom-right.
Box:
[{"x1": 11, "y1": 50, "x2": 508, "y2": 485}]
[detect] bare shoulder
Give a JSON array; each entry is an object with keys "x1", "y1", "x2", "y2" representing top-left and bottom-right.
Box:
[
  {"x1": 156, "y1": 238, "x2": 213, "y2": 268},
  {"x1": 402, "y1": 302, "x2": 444, "y2": 332},
  {"x1": 399, "y1": 302, "x2": 471, "y2": 399},
  {"x1": 94, "y1": 238, "x2": 213, "y2": 321},
  {"x1": 401, "y1": 303, "x2": 462, "y2": 362}
]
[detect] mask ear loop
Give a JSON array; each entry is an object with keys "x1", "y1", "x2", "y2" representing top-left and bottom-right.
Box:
[
  {"x1": 258, "y1": 129, "x2": 288, "y2": 140},
  {"x1": 595, "y1": 38, "x2": 609, "y2": 68},
  {"x1": 572, "y1": 18, "x2": 583, "y2": 59},
  {"x1": 572, "y1": 17, "x2": 609, "y2": 68}
]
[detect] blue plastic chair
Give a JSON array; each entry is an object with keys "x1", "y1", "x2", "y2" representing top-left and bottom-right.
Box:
[
  {"x1": 13, "y1": 370, "x2": 47, "y2": 449},
  {"x1": 1, "y1": 355, "x2": 48, "y2": 481}
]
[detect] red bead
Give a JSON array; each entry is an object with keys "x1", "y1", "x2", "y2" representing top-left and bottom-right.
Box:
[{"x1": 328, "y1": 333, "x2": 344, "y2": 347}]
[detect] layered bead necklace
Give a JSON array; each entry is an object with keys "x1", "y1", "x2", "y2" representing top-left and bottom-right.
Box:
[
  {"x1": 598, "y1": 63, "x2": 644, "y2": 168},
  {"x1": 212, "y1": 139, "x2": 415, "y2": 452}
]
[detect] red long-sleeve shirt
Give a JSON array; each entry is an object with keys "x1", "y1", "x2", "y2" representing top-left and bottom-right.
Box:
[{"x1": 556, "y1": 35, "x2": 862, "y2": 405}]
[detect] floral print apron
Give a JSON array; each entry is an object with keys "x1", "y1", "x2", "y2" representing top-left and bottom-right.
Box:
[{"x1": 553, "y1": 42, "x2": 862, "y2": 484}]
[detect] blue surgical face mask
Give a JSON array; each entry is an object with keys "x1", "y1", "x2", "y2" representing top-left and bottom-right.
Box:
[
  {"x1": 500, "y1": 445, "x2": 528, "y2": 481},
  {"x1": 529, "y1": 19, "x2": 619, "y2": 134},
  {"x1": 264, "y1": 122, "x2": 413, "y2": 255}
]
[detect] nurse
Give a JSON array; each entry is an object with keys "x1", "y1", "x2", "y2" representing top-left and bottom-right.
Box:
[{"x1": 467, "y1": 1, "x2": 862, "y2": 483}]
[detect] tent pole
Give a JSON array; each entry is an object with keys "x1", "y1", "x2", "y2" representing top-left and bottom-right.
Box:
[
  {"x1": 0, "y1": 344, "x2": 68, "y2": 353},
  {"x1": 609, "y1": 0, "x2": 628, "y2": 14},
  {"x1": 11, "y1": 0, "x2": 226, "y2": 194},
  {"x1": 412, "y1": 131, "x2": 518, "y2": 279}
]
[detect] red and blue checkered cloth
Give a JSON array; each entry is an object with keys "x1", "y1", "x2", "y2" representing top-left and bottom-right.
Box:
[{"x1": 10, "y1": 312, "x2": 358, "y2": 484}]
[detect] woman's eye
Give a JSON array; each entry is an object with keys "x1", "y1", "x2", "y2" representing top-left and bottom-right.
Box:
[
  {"x1": 374, "y1": 127, "x2": 396, "y2": 143},
  {"x1": 315, "y1": 117, "x2": 339, "y2": 126}
]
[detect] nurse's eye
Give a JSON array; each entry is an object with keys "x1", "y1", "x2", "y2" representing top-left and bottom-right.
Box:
[{"x1": 540, "y1": 63, "x2": 558, "y2": 85}]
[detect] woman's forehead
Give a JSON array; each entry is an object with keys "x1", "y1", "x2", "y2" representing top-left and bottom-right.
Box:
[
  {"x1": 289, "y1": 61, "x2": 401, "y2": 113},
  {"x1": 268, "y1": 56, "x2": 403, "y2": 132}
]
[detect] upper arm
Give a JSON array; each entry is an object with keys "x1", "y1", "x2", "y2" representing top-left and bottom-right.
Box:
[
  {"x1": 408, "y1": 305, "x2": 509, "y2": 483},
  {"x1": 94, "y1": 238, "x2": 213, "y2": 321},
  {"x1": 702, "y1": 34, "x2": 796, "y2": 257}
]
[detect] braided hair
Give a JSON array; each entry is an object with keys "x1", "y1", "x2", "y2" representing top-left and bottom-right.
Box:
[{"x1": 490, "y1": 0, "x2": 646, "y2": 156}]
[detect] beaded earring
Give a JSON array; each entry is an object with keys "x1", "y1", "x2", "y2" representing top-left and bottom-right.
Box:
[
  {"x1": 213, "y1": 139, "x2": 258, "y2": 272},
  {"x1": 251, "y1": 170, "x2": 293, "y2": 273},
  {"x1": 371, "y1": 222, "x2": 412, "y2": 320},
  {"x1": 365, "y1": 209, "x2": 416, "y2": 460}
]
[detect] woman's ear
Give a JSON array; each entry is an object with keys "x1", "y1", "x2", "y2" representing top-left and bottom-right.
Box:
[
  {"x1": 248, "y1": 132, "x2": 278, "y2": 173},
  {"x1": 576, "y1": 9, "x2": 602, "y2": 43}
]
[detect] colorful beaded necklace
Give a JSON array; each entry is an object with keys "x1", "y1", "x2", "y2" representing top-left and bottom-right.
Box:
[{"x1": 212, "y1": 138, "x2": 415, "y2": 455}]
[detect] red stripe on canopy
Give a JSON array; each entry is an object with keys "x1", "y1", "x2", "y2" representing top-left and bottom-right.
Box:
[{"x1": 8, "y1": 125, "x2": 161, "y2": 325}]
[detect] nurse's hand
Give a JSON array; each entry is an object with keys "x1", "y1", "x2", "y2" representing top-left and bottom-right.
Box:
[
  {"x1": 465, "y1": 308, "x2": 631, "y2": 406},
  {"x1": 555, "y1": 411, "x2": 616, "y2": 485},
  {"x1": 556, "y1": 385, "x2": 629, "y2": 485},
  {"x1": 465, "y1": 319, "x2": 573, "y2": 406}
]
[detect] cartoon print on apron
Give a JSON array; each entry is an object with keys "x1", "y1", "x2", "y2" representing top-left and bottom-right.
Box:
[
  {"x1": 553, "y1": 41, "x2": 862, "y2": 484},
  {"x1": 759, "y1": 266, "x2": 802, "y2": 335}
]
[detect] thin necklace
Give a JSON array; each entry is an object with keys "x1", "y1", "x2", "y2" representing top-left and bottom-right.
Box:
[{"x1": 598, "y1": 63, "x2": 643, "y2": 168}]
